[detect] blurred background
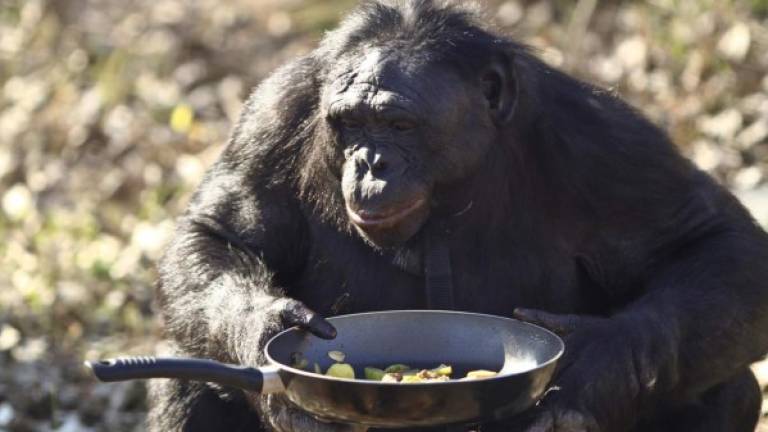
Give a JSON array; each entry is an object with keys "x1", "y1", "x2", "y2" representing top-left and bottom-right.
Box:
[{"x1": 0, "y1": 0, "x2": 766, "y2": 430}]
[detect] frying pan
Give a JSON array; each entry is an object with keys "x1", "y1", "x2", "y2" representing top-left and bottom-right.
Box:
[{"x1": 86, "y1": 310, "x2": 563, "y2": 428}]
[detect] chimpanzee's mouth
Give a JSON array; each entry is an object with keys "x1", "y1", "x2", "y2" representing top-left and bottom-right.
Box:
[{"x1": 347, "y1": 198, "x2": 427, "y2": 228}]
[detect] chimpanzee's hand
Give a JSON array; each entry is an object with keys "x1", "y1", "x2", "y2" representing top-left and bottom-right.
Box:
[
  {"x1": 260, "y1": 394, "x2": 368, "y2": 432},
  {"x1": 247, "y1": 298, "x2": 353, "y2": 431},
  {"x1": 269, "y1": 297, "x2": 337, "y2": 340},
  {"x1": 505, "y1": 308, "x2": 657, "y2": 432},
  {"x1": 236, "y1": 295, "x2": 337, "y2": 368}
]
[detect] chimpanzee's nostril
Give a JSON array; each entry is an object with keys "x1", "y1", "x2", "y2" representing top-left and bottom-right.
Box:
[
  {"x1": 353, "y1": 148, "x2": 390, "y2": 175},
  {"x1": 355, "y1": 157, "x2": 367, "y2": 173}
]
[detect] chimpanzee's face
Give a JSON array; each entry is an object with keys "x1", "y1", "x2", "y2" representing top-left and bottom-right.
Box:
[{"x1": 323, "y1": 48, "x2": 502, "y2": 248}]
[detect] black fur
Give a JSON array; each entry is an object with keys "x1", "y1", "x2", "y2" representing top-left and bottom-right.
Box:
[{"x1": 149, "y1": 1, "x2": 768, "y2": 431}]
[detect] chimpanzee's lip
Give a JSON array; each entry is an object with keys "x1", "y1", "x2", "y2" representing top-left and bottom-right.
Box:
[{"x1": 347, "y1": 198, "x2": 427, "y2": 228}]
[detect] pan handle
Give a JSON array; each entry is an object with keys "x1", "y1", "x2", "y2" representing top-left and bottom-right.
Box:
[{"x1": 84, "y1": 357, "x2": 284, "y2": 394}]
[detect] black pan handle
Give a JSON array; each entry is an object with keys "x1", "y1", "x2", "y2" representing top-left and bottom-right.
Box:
[{"x1": 84, "y1": 357, "x2": 284, "y2": 394}]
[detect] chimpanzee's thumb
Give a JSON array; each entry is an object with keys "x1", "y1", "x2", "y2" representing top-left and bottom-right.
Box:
[{"x1": 279, "y1": 299, "x2": 337, "y2": 340}]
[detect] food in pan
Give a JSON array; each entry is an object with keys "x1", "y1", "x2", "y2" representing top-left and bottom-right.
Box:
[
  {"x1": 291, "y1": 351, "x2": 498, "y2": 382},
  {"x1": 326, "y1": 363, "x2": 356, "y2": 379},
  {"x1": 380, "y1": 365, "x2": 452, "y2": 383},
  {"x1": 465, "y1": 370, "x2": 498, "y2": 379}
]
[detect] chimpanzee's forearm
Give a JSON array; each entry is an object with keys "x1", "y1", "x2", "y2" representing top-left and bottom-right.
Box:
[
  {"x1": 156, "y1": 167, "x2": 309, "y2": 366},
  {"x1": 157, "y1": 219, "x2": 286, "y2": 365},
  {"x1": 615, "y1": 224, "x2": 768, "y2": 407}
]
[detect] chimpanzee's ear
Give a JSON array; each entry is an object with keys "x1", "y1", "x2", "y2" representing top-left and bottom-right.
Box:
[{"x1": 480, "y1": 51, "x2": 518, "y2": 125}]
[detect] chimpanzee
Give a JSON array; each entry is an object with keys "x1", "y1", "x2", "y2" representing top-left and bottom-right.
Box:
[{"x1": 147, "y1": 1, "x2": 768, "y2": 431}]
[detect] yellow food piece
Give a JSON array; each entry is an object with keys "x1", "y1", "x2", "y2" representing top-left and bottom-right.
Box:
[
  {"x1": 364, "y1": 367, "x2": 386, "y2": 381},
  {"x1": 326, "y1": 363, "x2": 355, "y2": 379},
  {"x1": 465, "y1": 370, "x2": 498, "y2": 379},
  {"x1": 431, "y1": 364, "x2": 452, "y2": 376},
  {"x1": 401, "y1": 374, "x2": 423, "y2": 383},
  {"x1": 384, "y1": 364, "x2": 411, "y2": 373},
  {"x1": 314, "y1": 363, "x2": 322, "y2": 374}
]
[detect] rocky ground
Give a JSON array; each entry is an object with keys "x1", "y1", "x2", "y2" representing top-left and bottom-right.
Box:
[{"x1": 0, "y1": 0, "x2": 766, "y2": 430}]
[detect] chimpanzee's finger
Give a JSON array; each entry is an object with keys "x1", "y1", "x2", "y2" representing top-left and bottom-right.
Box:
[
  {"x1": 279, "y1": 298, "x2": 337, "y2": 339},
  {"x1": 513, "y1": 308, "x2": 585, "y2": 336}
]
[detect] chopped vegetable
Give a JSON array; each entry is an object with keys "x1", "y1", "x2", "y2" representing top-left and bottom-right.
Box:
[
  {"x1": 326, "y1": 363, "x2": 355, "y2": 379},
  {"x1": 416, "y1": 369, "x2": 449, "y2": 381},
  {"x1": 378, "y1": 367, "x2": 451, "y2": 383},
  {"x1": 401, "y1": 374, "x2": 424, "y2": 383},
  {"x1": 384, "y1": 364, "x2": 411, "y2": 373},
  {"x1": 381, "y1": 372, "x2": 401, "y2": 383},
  {"x1": 465, "y1": 370, "x2": 498, "y2": 379},
  {"x1": 431, "y1": 364, "x2": 452, "y2": 376},
  {"x1": 290, "y1": 352, "x2": 499, "y2": 383},
  {"x1": 364, "y1": 367, "x2": 386, "y2": 381},
  {"x1": 328, "y1": 350, "x2": 346, "y2": 363}
]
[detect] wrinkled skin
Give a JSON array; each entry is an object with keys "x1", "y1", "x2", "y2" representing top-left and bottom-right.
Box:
[
  {"x1": 148, "y1": 1, "x2": 768, "y2": 432},
  {"x1": 326, "y1": 47, "x2": 498, "y2": 248}
]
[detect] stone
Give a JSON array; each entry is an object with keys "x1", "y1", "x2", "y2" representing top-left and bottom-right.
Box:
[{"x1": 717, "y1": 22, "x2": 751, "y2": 62}]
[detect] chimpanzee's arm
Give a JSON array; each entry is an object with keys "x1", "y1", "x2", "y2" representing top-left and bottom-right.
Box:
[
  {"x1": 610, "y1": 193, "x2": 768, "y2": 410},
  {"x1": 156, "y1": 56, "x2": 332, "y2": 367},
  {"x1": 158, "y1": 170, "x2": 320, "y2": 366},
  {"x1": 504, "y1": 70, "x2": 768, "y2": 431},
  {"x1": 513, "y1": 188, "x2": 768, "y2": 432}
]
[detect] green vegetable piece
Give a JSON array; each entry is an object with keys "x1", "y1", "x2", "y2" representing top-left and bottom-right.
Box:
[
  {"x1": 314, "y1": 363, "x2": 322, "y2": 374},
  {"x1": 364, "y1": 367, "x2": 386, "y2": 381},
  {"x1": 326, "y1": 363, "x2": 355, "y2": 379},
  {"x1": 384, "y1": 364, "x2": 410, "y2": 373}
]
